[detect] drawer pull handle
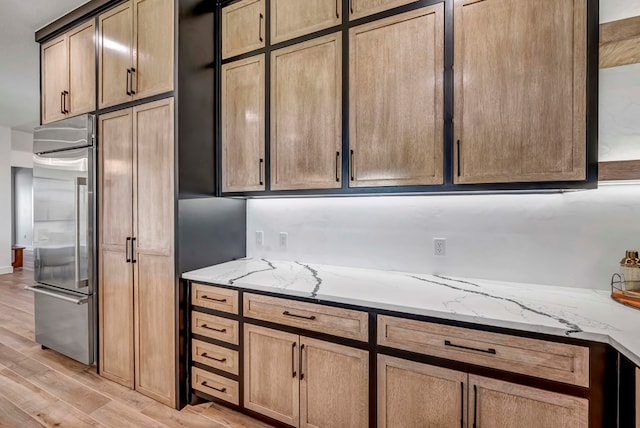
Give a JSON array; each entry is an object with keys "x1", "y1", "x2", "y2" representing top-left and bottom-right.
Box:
[
  {"x1": 202, "y1": 324, "x2": 227, "y2": 333},
  {"x1": 283, "y1": 311, "x2": 316, "y2": 321},
  {"x1": 201, "y1": 381, "x2": 226, "y2": 393},
  {"x1": 201, "y1": 353, "x2": 227, "y2": 363},
  {"x1": 444, "y1": 340, "x2": 496, "y2": 355},
  {"x1": 202, "y1": 295, "x2": 227, "y2": 303}
]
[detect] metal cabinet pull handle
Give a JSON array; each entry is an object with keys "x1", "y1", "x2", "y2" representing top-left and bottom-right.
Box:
[
  {"x1": 259, "y1": 158, "x2": 264, "y2": 185},
  {"x1": 259, "y1": 13, "x2": 264, "y2": 42},
  {"x1": 201, "y1": 381, "x2": 226, "y2": 393},
  {"x1": 125, "y1": 237, "x2": 131, "y2": 263},
  {"x1": 201, "y1": 353, "x2": 227, "y2": 363},
  {"x1": 335, "y1": 151, "x2": 340, "y2": 182},
  {"x1": 63, "y1": 91, "x2": 69, "y2": 113},
  {"x1": 202, "y1": 295, "x2": 227, "y2": 303},
  {"x1": 202, "y1": 324, "x2": 227, "y2": 333},
  {"x1": 292, "y1": 342, "x2": 297, "y2": 378},
  {"x1": 445, "y1": 340, "x2": 496, "y2": 355},
  {"x1": 460, "y1": 382, "x2": 464, "y2": 428},
  {"x1": 336, "y1": 0, "x2": 339, "y2": 18},
  {"x1": 126, "y1": 69, "x2": 131, "y2": 95},
  {"x1": 349, "y1": 149, "x2": 355, "y2": 181},
  {"x1": 130, "y1": 68, "x2": 136, "y2": 95},
  {"x1": 131, "y1": 237, "x2": 136, "y2": 263},
  {"x1": 457, "y1": 140, "x2": 461, "y2": 177},
  {"x1": 283, "y1": 311, "x2": 316, "y2": 321},
  {"x1": 473, "y1": 384, "x2": 478, "y2": 428},
  {"x1": 300, "y1": 344, "x2": 306, "y2": 380},
  {"x1": 60, "y1": 92, "x2": 65, "y2": 114},
  {"x1": 349, "y1": 0, "x2": 353, "y2": 14}
]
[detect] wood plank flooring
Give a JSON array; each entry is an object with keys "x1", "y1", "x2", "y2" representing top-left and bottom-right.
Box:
[{"x1": 0, "y1": 254, "x2": 272, "y2": 428}]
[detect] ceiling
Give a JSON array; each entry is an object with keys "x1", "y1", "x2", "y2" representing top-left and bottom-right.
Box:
[{"x1": 0, "y1": 0, "x2": 90, "y2": 132}]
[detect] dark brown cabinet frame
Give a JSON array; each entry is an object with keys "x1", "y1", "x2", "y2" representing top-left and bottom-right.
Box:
[
  {"x1": 215, "y1": 0, "x2": 600, "y2": 197},
  {"x1": 185, "y1": 279, "x2": 622, "y2": 427}
]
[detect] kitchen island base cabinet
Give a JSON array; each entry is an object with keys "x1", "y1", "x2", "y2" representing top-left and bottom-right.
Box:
[
  {"x1": 244, "y1": 324, "x2": 368, "y2": 427},
  {"x1": 470, "y1": 375, "x2": 589, "y2": 428},
  {"x1": 378, "y1": 355, "x2": 466, "y2": 428}
]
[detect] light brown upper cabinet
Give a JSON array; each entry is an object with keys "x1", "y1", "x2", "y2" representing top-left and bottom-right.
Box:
[
  {"x1": 98, "y1": 0, "x2": 174, "y2": 109},
  {"x1": 99, "y1": 98, "x2": 176, "y2": 407},
  {"x1": 271, "y1": 33, "x2": 342, "y2": 191},
  {"x1": 271, "y1": 0, "x2": 342, "y2": 44},
  {"x1": 244, "y1": 324, "x2": 368, "y2": 428},
  {"x1": 221, "y1": 55, "x2": 265, "y2": 192},
  {"x1": 222, "y1": 0, "x2": 266, "y2": 60},
  {"x1": 349, "y1": 4, "x2": 444, "y2": 187},
  {"x1": 349, "y1": 0, "x2": 418, "y2": 21},
  {"x1": 454, "y1": 0, "x2": 587, "y2": 184},
  {"x1": 41, "y1": 20, "x2": 95, "y2": 124}
]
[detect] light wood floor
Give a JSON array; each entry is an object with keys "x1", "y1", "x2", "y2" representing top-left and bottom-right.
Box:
[{"x1": 0, "y1": 254, "x2": 272, "y2": 428}]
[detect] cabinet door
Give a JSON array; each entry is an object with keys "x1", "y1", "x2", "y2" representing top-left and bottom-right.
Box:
[
  {"x1": 99, "y1": 2, "x2": 133, "y2": 108},
  {"x1": 41, "y1": 34, "x2": 68, "y2": 124},
  {"x1": 244, "y1": 324, "x2": 299, "y2": 426},
  {"x1": 221, "y1": 55, "x2": 265, "y2": 192},
  {"x1": 271, "y1": 33, "x2": 342, "y2": 190},
  {"x1": 222, "y1": 0, "x2": 265, "y2": 60},
  {"x1": 378, "y1": 355, "x2": 466, "y2": 428},
  {"x1": 454, "y1": 0, "x2": 587, "y2": 184},
  {"x1": 68, "y1": 21, "x2": 96, "y2": 116},
  {"x1": 99, "y1": 109, "x2": 134, "y2": 388},
  {"x1": 271, "y1": 0, "x2": 341, "y2": 44},
  {"x1": 300, "y1": 337, "x2": 368, "y2": 428},
  {"x1": 132, "y1": 98, "x2": 175, "y2": 407},
  {"x1": 349, "y1": 5, "x2": 443, "y2": 187},
  {"x1": 469, "y1": 375, "x2": 588, "y2": 428},
  {"x1": 349, "y1": 0, "x2": 418, "y2": 20},
  {"x1": 132, "y1": 0, "x2": 174, "y2": 100}
]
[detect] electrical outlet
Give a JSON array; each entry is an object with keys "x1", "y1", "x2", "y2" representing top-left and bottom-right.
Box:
[
  {"x1": 433, "y1": 238, "x2": 446, "y2": 256},
  {"x1": 279, "y1": 232, "x2": 288, "y2": 248},
  {"x1": 255, "y1": 231, "x2": 264, "y2": 246}
]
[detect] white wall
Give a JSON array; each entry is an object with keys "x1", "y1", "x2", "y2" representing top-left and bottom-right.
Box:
[
  {"x1": 247, "y1": 185, "x2": 640, "y2": 290},
  {"x1": 246, "y1": 1, "x2": 640, "y2": 291},
  {"x1": 10, "y1": 129, "x2": 33, "y2": 168},
  {"x1": 0, "y1": 127, "x2": 13, "y2": 274}
]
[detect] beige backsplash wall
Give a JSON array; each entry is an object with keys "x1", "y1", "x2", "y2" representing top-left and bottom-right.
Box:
[{"x1": 246, "y1": 0, "x2": 640, "y2": 291}]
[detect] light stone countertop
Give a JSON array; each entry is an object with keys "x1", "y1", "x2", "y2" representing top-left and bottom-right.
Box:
[{"x1": 183, "y1": 258, "x2": 640, "y2": 367}]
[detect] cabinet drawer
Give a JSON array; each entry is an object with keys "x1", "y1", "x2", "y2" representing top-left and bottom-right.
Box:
[
  {"x1": 191, "y1": 283, "x2": 238, "y2": 314},
  {"x1": 378, "y1": 315, "x2": 589, "y2": 387},
  {"x1": 192, "y1": 312, "x2": 239, "y2": 345},
  {"x1": 192, "y1": 339, "x2": 239, "y2": 375},
  {"x1": 244, "y1": 293, "x2": 368, "y2": 341},
  {"x1": 192, "y1": 367, "x2": 239, "y2": 405}
]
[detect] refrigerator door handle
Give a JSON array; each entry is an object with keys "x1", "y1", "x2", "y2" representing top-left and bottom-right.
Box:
[
  {"x1": 75, "y1": 176, "x2": 88, "y2": 288},
  {"x1": 25, "y1": 285, "x2": 88, "y2": 305}
]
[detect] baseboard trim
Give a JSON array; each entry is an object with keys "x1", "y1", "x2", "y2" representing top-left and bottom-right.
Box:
[{"x1": 0, "y1": 266, "x2": 14, "y2": 275}]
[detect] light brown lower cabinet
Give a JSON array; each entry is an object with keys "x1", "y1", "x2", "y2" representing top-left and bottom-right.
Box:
[
  {"x1": 378, "y1": 355, "x2": 588, "y2": 428},
  {"x1": 244, "y1": 324, "x2": 368, "y2": 427}
]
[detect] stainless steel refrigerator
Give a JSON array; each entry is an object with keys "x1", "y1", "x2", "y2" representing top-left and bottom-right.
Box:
[{"x1": 26, "y1": 114, "x2": 96, "y2": 365}]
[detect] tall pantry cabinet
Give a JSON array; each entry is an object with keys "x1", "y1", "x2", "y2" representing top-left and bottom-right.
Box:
[{"x1": 99, "y1": 98, "x2": 175, "y2": 405}]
